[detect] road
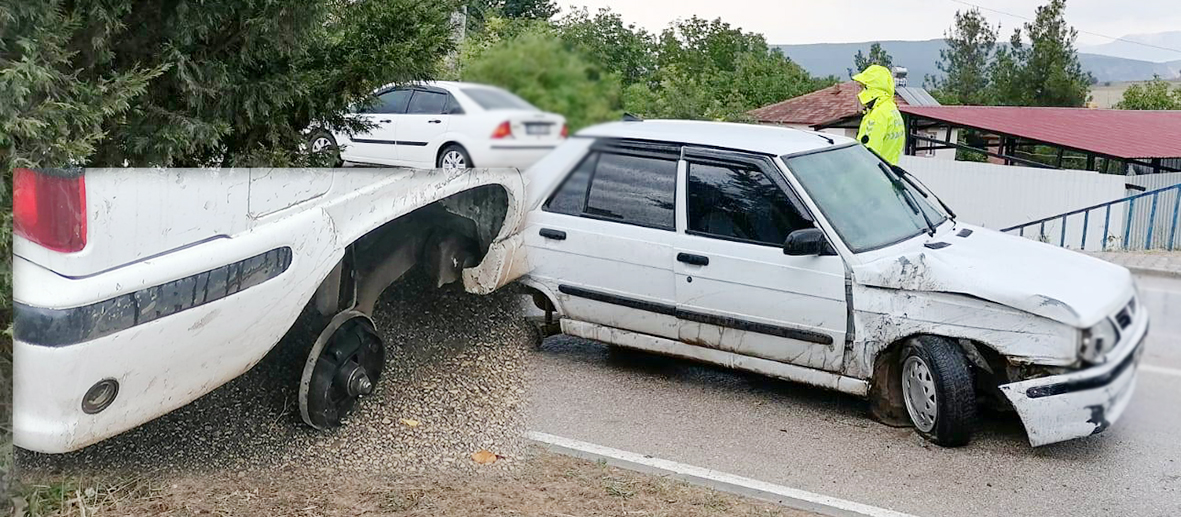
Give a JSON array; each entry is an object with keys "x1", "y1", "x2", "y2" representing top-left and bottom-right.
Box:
[{"x1": 526, "y1": 274, "x2": 1181, "y2": 517}]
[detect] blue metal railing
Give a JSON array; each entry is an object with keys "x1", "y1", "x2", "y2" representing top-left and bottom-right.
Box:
[{"x1": 1001, "y1": 183, "x2": 1181, "y2": 251}]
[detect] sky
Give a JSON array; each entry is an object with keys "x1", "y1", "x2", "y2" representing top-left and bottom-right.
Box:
[{"x1": 557, "y1": 0, "x2": 1181, "y2": 47}]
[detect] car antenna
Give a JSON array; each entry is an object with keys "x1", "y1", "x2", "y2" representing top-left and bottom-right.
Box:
[
  {"x1": 812, "y1": 131, "x2": 834, "y2": 145},
  {"x1": 622, "y1": 113, "x2": 644, "y2": 122}
]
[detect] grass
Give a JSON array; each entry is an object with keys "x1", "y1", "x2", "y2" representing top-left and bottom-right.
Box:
[{"x1": 14, "y1": 476, "x2": 163, "y2": 517}]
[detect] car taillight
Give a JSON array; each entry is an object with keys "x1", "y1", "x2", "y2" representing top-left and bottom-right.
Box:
[
  {"x1": 491, "y1": 121, "x2": 512, "y2": 139},
  {"x1": 13, "y1": 167, "x2": 87, "y2": 253},
  {"x1": 560, "y1": 124, "x2": 568, "y2": 138}
]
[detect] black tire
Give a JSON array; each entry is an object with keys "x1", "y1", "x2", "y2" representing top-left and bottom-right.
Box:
[
  {"x1": 308, "y1": 130, "x2": 342, "y2": 167},
  {"x1": 437, "y1": 144, "x2": 472, "y2": 169},
  {"x1": 900, "y1": 336, "x2": 977, "y2": 447}
]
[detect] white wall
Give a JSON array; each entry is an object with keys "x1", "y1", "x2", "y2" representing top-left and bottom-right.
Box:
[{"x1": 899, "y1": 156, "x2": 1128, "y2": 251}]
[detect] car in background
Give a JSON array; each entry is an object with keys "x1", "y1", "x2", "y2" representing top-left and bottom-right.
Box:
[{"x1": 309, "y1": 81, "x2": 567, "y2": 170}]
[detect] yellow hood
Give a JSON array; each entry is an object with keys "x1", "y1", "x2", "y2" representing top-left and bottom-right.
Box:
[{"x1": 852, "y1": 65, "x2": 895, "y2": 106}]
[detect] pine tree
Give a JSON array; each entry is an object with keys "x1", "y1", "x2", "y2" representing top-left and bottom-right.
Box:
[
  {"x1": 928, "y1": 9, "x2": 998, "y2": 105},
  {"x1": 850, "y1": 43, "x2": 894, "y2": 78},
  {"x1": 989, "y1": 0, "x2": 1091, "y2": 107}
]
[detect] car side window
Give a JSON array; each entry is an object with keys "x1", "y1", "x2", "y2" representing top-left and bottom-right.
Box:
[
  {"x1": 360, "y1": 89, "x2": 410, "y2": 114},
  {"x1": 687, "y1": 162, "x2": 811, "y2": 246},
  {"x1": 443, "y1": 94, "x2": 465, "y2": 115},
  {"x1": 407, "y1": 90, "x2": 447, "y2": 114},
  {"x1": 544, "y1": 151, "x2": 678, "y2": 231}
]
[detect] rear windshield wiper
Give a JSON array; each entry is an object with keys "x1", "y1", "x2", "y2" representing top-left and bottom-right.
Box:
[{"x1": 879, "y1": 162, "x2": 936, "y2": 237}]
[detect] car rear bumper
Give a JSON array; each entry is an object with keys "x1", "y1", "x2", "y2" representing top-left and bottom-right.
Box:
[
  {"x1": 470, "y1": 142, "x2": 559, "y2": 169},
  {"x1": 13, "y1": 213, "x2": 338, "y2": 453},
  {"x1": 999, "y1": 311, "x2": 1148, "y2": 447}
]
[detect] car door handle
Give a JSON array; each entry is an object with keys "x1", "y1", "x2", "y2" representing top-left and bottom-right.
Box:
[
  {"x1": 379, "y1": 119, "x2": 392, "y2": 123},
  {"x1": 539, "y1": 228, "x2": 566, "y2": 240},
  {"x1": 677, "y1": 253, "x2": 709, "y2": 266},
  {"x1": 428, "y1": 119, "x2": 442, "y2": 124}
]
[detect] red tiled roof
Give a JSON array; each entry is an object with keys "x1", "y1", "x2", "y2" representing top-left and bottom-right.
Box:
[
  {"x1": 900, "y1": 105, "x2": 1181, "y2": 160},
  {"x1": 748, "y1": 81, "x2": 910, "y2": 126}
]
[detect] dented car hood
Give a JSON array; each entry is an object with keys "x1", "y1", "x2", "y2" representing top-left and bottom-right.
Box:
[{"x1": 852, "y1": 224, "x2": 1134, "y2": 328}]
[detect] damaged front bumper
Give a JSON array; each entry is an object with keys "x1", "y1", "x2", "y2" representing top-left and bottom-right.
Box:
[{"x1": 999, "y1": 311, "x2": 1148, "y2": 447}]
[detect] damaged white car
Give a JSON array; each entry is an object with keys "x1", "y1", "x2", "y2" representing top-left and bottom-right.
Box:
[{"x1": 518, "y1": 120, "x2": 1147, "y2": 447}]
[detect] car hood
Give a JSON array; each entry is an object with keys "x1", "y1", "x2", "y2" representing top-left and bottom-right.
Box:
[{"x1": 852, "y1": 224, "x2": 1134, "y2": 328}]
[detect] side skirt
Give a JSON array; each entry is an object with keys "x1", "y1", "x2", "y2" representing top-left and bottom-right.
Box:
[{"x1": 561, "y1": 319, "x2": 869, "y2": 397}]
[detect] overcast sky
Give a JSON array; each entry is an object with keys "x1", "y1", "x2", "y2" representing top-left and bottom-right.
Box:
[{"x1": 559, "y1": 0, "x2": 1181, "y2": 47}]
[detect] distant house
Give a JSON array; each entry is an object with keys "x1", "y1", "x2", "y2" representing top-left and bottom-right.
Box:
[{"x1": 748, "y1": 68, "x2": 958, "y2": 159}]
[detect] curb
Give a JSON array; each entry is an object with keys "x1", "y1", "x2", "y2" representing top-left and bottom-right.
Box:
[
  {"x1": 1124, "y1": 265, "x2": 1181, "y2": 280},
  {"x1": 526, "y1": 431, "x2": 916, "y2": 517}
]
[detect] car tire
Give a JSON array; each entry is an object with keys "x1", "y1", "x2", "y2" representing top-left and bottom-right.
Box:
[
  {"x1": 900, "y1": 336, "x2": 977, "y2": 447},
  {"x1": 308, "y1": 130, "x2": 342, "y2": 167},
  {"x1": 438, "y1": 144, "x2": 472, "y2": 169}
]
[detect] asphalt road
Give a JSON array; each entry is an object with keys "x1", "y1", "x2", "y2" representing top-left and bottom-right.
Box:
[{"x1": 526, "y1": 274, "x2": 1181, "y2": 517}]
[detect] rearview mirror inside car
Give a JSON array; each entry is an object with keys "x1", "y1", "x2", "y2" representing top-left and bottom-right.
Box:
[{"x1": 783, "y1": 228, "x2": 836, "y2": 256}]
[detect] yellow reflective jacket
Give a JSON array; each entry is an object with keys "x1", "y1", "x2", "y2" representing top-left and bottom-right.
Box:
[{"x1": 852, "y1": 65, "x2": 905, "y2": 164}]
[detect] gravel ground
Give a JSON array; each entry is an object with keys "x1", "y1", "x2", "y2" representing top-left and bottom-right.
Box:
[{"x1": 18, "y1": 270, "x2": 539, "y2": 478}]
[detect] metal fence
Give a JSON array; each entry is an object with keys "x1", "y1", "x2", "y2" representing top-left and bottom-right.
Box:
[{"x1": 1001, "y1": 183, "x2": 1181, "y2": 251}]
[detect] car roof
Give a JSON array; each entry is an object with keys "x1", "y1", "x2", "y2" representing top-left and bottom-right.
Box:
[
  {"x1": 575, "y1": 119, "x2": 853, "y2": 156},
  {"x1": 374, "y1": 81, "x2": 499, "y2": 93}
]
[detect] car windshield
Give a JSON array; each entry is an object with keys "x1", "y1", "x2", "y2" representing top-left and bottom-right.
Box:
[
  {"x1": 462, "y1": 87, "x2": 537, "y2": 111},
  {"x1": 783, "y1": 144, "x2": 947, "y2": 253}
]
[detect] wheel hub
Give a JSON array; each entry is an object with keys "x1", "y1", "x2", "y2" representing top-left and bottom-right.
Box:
[
  {"x1": 301, "y1": 314, "x2": 384, "y2": 429},
  {"x1": 442, "y1": 151, "x2": 465, "y2": 169},
  {"x1": 902, "y1": 355, "x2": 938, "y2": 433}
]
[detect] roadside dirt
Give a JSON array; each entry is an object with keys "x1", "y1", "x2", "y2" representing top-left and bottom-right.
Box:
[{"x1": 17, "y1": 449, "x2": 814, "y2": 516}]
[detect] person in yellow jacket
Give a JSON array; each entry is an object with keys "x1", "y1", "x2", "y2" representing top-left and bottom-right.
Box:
[{"x1": 852, "y1": 65, "x2": 905, "y2": 164}]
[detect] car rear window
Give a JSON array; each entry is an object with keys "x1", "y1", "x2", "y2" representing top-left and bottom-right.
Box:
[
  {"x1": 462, "y1": 87, "x2": 537, "y2": 111},
  {"x1": 545, "y1": 151, "x2": 678, "y2": 231}
]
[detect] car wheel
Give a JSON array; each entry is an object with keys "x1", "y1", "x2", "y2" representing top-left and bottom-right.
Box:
[
  {"x1": 308, "y1": 130, "x2": 342, "y2": 167},
  {"x1": 900, "y1": 336, "x2": 977, "y2": 446},
  {"x1": 438, "y1": 144, "x2": 472, "y2": 169}
]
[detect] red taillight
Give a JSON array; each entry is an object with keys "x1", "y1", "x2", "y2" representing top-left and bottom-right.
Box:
[
  {"x1": 13, "y1": 167, "x2": 87, "y2": 253},
  {"x1": 491, "y1": 121, "x2": 512, "y2": 139},
  {"x1": 560, "y1": 124, "x2": 568, "y2": 138}
]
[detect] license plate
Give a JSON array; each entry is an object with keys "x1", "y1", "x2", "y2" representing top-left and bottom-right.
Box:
[{"x1": 525, "y1": 124, "x2": 551, "y2": 135}]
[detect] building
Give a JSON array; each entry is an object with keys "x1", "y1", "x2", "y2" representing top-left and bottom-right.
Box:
[{"x1": 748, "y1": 68, "x2": 957, "y2": 159}]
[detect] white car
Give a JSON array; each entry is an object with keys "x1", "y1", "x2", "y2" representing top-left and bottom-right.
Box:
[
  {"x1": 13, "y1": 165, "x2": 530, "y2": 453},
  {"x1": 309, "y1": 81, "x2": 567, "y2": 170},
  {"x1": 518, "y1": 120, "x2": 1146, "y2": 447}
]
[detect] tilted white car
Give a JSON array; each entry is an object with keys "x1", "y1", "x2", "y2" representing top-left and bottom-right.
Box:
[
  {"x1": 517, "y1": 120, "x2": 1146, "y2": 447},
  {"x1": 13, "y1": 166, "x2": 530, "y2": 453},
  {"x1": 309, "y1": 81, "x2": 566, "y2": 170}
]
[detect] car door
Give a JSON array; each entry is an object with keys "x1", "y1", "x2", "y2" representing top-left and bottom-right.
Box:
[
  {"x1": 673, "y1": 148, "x2": 848, "y2": 372},
  {"x1": 397, "y1": 88, "x2": 452, "y2": 167},
  {"x1": 524, "y1": 140, "x2": 681, "y2": 340},
  {"x1": 347, "y1": 89, "x2": 408, "y2": 164}
]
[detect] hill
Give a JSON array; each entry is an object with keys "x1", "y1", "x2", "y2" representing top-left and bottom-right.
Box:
[{"x1": 774, "y1": 39, "x2": 1181, "y2": 84}]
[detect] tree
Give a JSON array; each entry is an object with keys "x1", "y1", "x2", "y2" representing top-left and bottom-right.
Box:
[
  {"x1": 461, "y1": 26, "x2": 620, "y2": 130},
  {"x1": 1115, "y1": 77, "x2": 1181, "y2": 110},
  {"x1": 850, "y1": 43, "x2": 893, "y2": 78},
  {"x1": 989, "y1": 0, "x2": 1091, "y2": 107},
  {"x1": 928, "y1": 9, "x2": 998, "y2": 105},
  {"x1": 625, "y1": 16, "x2": 831, "y2": 121},
  {"x1": 466, "y1": 0, "x2": 556, "y2": 32},
  {"x1": 4, "y1": 0, "x2": 457, "y2": 169},
  {"x1": 556, "y1": 7, "x2": 655, "y2": 87}
]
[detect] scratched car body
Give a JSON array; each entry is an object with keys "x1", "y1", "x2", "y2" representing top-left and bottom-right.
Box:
[
  {"x1": 517, "y1": 120, "x2": 1146, "y2": 447},
  {"x1": 13, "y1": 166, "x2": 530, "y2": 453}
]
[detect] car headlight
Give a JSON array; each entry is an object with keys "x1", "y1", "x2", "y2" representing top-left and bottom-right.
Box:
[{"x1": 1079, "y1": 318, "x2": 1119, "y2": 364}]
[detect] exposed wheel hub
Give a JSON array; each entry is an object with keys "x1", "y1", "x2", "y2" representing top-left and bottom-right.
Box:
[{"x1": 300, "y1": 313, "x2": 384, "y2": 430}]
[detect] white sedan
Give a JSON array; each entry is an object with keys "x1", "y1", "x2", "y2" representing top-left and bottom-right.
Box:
[{"x1": 310, "y1": 81, "x2": 567, "y2": 170}]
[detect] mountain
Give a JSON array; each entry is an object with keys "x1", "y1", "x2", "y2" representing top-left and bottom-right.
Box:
[
  {"x1": 774, "y1": 39, "x2": 1181, "y2": 84},
  {"x1": 1080, "y1": 31, "x2": 1181, "y2": 63}
]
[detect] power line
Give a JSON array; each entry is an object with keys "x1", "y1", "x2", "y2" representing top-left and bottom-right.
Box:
[{"x1": 947, "y1": 0, "x2": 1181, "y2": 57}]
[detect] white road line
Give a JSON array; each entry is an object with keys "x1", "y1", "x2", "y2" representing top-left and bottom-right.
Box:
[
  {"x1": 527, "y1": 431, "x2": 917, "y2": 517},
  {"x1": 1142, "y1": 364, "x2": 1181, "y2": 378}
]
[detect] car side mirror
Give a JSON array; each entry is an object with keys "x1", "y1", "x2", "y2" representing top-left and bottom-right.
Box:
[{"x1": 783, "y1": 228, "x2": 835, "y2": 256}]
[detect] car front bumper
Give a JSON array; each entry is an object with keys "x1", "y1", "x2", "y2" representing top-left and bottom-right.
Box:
[{"x1": 999, "y1": 310, "x2": 1148, "y2": 447}]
